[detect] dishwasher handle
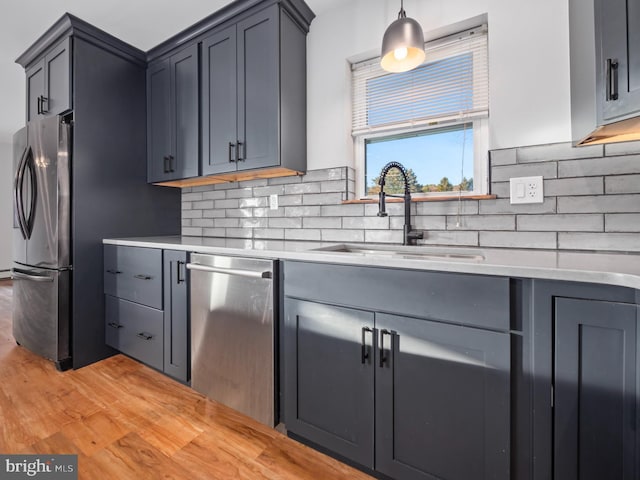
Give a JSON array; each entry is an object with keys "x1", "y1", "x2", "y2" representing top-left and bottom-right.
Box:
[{"x1": 186, "y1": 262, "x2": 272, "y2": 279}]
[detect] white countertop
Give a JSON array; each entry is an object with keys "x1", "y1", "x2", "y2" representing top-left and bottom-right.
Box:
[{"x1": 103, "y1": 236, "x2": 640, "y2": 290}]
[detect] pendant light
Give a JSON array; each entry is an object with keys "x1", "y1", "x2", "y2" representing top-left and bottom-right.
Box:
[{"x1": 380, "y1": 0, "x2": 425, "y2": 73}]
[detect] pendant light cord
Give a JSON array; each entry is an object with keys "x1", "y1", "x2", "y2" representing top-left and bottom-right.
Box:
[{"x1": 398, "y1": 0, "x2": 406, "y2": 18}]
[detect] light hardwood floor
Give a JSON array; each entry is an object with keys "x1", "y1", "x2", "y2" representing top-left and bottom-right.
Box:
[{"x1": 0, "y1": 280, "x2": 372, "y2": 479}]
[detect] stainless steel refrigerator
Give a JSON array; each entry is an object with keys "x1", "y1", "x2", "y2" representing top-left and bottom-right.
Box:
[{"x1": 12, "y1": 115, "x2": 72, "y2": 370}]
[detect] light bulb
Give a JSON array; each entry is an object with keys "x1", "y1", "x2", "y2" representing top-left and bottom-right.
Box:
[{"x1": 393, "y1": 47, "x2": 408, "y2": 60}]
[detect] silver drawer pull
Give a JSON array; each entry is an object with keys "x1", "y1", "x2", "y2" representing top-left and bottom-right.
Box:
[
  {"x1": 136, "y1": 332, "x2": 153, "y2": 341},
  {"x1": 106, "y1": 269, "x2": 122, "y2": 274},
  {"x1": 186, "y1": 263, "x2": 272, "y2": 279},
  {"x1": 107, "y1": 322, "x2": 123, "y2": 329},
  {"x1": 133, "y1": 274, "x2": 152, "y2": 280}
]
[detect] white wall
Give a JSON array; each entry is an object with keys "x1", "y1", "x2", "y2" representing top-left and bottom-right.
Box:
[
  {"x1": 0, "y1": 141, "x2": 12, "y2": 277},
  {"x1": 306, "y1": 0, "x2": 572, "y2": 170}
]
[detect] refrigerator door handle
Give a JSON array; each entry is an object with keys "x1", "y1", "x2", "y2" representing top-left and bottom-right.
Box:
[
  {"x1": 13, "y1": 146, "x2": 29, "y2": 239},
  {"x1": 24, "y1": 152, "x2": 37, "y2": 238},
  {"x1": 11, "y1": 269, "x2": 54, "y2": 283}
]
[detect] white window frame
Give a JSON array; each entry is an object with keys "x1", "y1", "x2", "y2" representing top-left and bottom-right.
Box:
[{"x1": 351, "y1": 25, "x2": 489, "y2": 199}]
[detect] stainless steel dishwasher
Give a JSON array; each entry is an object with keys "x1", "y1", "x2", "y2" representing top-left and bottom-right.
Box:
[{"x1": 187, "y1": 253, "x2": 276, "y2": 426}]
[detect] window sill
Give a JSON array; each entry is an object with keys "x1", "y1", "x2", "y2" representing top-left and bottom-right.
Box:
[{"x1": 342, "y1": 194, "x2": 496, "y2": 205}]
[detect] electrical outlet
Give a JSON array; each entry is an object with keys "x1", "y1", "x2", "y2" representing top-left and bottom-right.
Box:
[
  {"x1": 269, "y1": 194, "x2": 279, "y2": 210},
  {"x1": 509, "y1": 176, "x2": 544, "y2": 204}
]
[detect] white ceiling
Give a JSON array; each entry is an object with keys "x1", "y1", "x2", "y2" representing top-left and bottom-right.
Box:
[{"x1": 0, "y1": 0, "x2": 343, "y2": 143}]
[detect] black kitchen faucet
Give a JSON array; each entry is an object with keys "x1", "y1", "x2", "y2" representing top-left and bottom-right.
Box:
[{"x1": 376, "y1": 161, "x2": 424, "y2": 246}]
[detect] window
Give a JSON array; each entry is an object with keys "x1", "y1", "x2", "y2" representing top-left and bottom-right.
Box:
[{"x1": 352, "y1": 25, "x2": 489, "y2": 197}]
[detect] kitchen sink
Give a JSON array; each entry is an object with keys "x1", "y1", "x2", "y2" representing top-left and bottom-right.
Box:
[{"x1": 310, "y1": 244, "x2": 485, "y2": 261}]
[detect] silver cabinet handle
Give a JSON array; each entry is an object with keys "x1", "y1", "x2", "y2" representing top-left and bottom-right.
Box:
[
  {"x1": 11, "y1": 270, "x2": 54, "y2": 283},
  {"x1": 136, "y1": 332, "x2": 153, "y2": 341},
  {"x1": 133, "y1": 274, "x2": 152, "y2": 280},
  {"x1": 186, "y1": 263, "x2": 272, "y2": 279},
  {"x1": 106, "y1": 269, "x2": 122, "y2": 275},
  {"x1": 107, "y1": 322, "x2": 123, "y2": 329}
]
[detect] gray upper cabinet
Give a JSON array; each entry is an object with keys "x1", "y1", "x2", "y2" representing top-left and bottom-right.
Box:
[
  {"x1": 597, "y1": 0, "x2": 640, "y2": 123},
  {"x1": 201, "y1": 3, "x2": 307, "y2": 177},
  {"x1": 147, "y1": 44, "x2": 199, "y2": 183},
  {"x1": 201, "y1": 25, "x2": 238, "y2": 175},
  {"x1": 25, "y1": 37, "x2": 71, "y2": 122},
  {"x1": 570, "y1": 0, "x2": 640, "y2": 144}
]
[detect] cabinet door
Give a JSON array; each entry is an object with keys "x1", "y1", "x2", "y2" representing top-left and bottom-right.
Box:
[
  {"x1": 147, "y1": 59, "x2": 172, "y2": 183},
  {"x1": 375, "y1": 313, "x2": 511, "y2": 480},
  {"x1": 598, "y1": 0, "x2": 640, "y2": 121},
  {"x1": 201, "y1": 26, "x2": 238, "y2": 175},
  {"x1": 236, "y1": 6, "x2": 279, "y2": 171},
  {"x1": 170, "y1": 44, "x2": 199, "y2": 180},
  {"x1": 554, "y1": 298, "x2": 638, "y2": 480},
  {"x1": 284, "y1": 299, "x2": 375, "y2": 468},
  {"x1": 44, "y1": 37, "x2": 72, "y2": 117},
  {"x1": 163, "y1": 250, "x2": 189, "y2": 382},
  {"x1": 26, "y1": 59, "x2": 45, "y2": 122}
]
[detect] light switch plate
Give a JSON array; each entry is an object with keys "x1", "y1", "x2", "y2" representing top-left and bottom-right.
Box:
[
  {"x1": 269, "y1": 194, "x2": 279, "y2": 210},
  {"x1": 509, "y1": 176, "x2": 544, "y2": 204}
]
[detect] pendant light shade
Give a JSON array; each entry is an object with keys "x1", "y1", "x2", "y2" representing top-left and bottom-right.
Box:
[{"x1": 380, "y1": 1, "x2": 425, "y2": 73}]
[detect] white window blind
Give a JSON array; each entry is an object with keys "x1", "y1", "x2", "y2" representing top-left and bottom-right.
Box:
[{"x1": 352, "y1": 26, "x2": 488, "y2": 136}]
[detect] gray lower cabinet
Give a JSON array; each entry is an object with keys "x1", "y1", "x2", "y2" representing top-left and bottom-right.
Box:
[
  {"x1": 105, "y1": 295, "x2": 164, "y2": 371},
  {"x1": 284, "y1": 300, "x2": 375, "y2": 468},
  {"x1": 25, "y1": 36, "x2": 71, "y2": 122},
  {"x1": 163, "y1": 250, "x2": 189, "y2": 382},
  {"x1": 553, "y1": 297, "x2": 638, "y2": 480},
  {"x1": 375, "y1": 313, "x2": 510, "y2": 480},
  {"x1": 531, "y1": 281, "x2": 640, "y2": 480},
  {"x1": 104, "y1": 245, "x2": 189, "y2": 382},
  {"x1": 147, "y1": 44, "x2": 199, "y2": 183},
  {"x1": 284, "y1": 296, "x2": 511, "y2": 480}
]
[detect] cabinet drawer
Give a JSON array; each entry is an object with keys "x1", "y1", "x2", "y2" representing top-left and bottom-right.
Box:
[
  {"x1": 283, "y1": 261, "x2": 511, "y2": 331},
  {"x1": 104, "y1": 245, "x2": 162, "y2": 309},
  {"x1": 105, "y1": 295, "x2": 163, "y2": 371}
]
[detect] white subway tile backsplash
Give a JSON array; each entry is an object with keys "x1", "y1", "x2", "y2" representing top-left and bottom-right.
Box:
[
  {"x1": 480, "y1": 231, "x2": 557, "y2": 249},
  {"x1": 490, "y1": 148, "x2": 517, "y2": 166},
  {"x1": 421, "y1": 230, "x2": 479, "y2": 246},
  {"x1": 558, "y1": 195, "x2": 640, "y2": 213},
  {"x1": 285, "y1": 183, "x2": 321, "y2": 195},
  {"x1": 321, "y1": 229, "x2": 365, "y2": 242},
  {"x1": 321, "y1": 204, "x2": 364, "y2": 217},
  {"x1": 303, "y1": 217, "x2": 342, "y2": 229},
  {"x1": 558, "y1": 155, "x2": 640, "y2": 177},
  {"x1": 491, "y1": 162, "x2": 557, "y2": 182},
  {"x1": 605, "y1": 214, "x2": 640, "y2": 232},
  {"x1": 558, "y1": 233, "x2": 640, "y2": 252},
  {"x1": 269, "y1": 217, "x2": 302, "y2": 228},
  {"x1": 544, "y1": 177, "x2": 604, "y2": 196},
  {"x1": 517, "y1": 214, "x2": 603, "y2": 232},
  {"x1": 604, "y1": 174, "x2": 640, "y2": 194},
  {"x1": 446, "y1": 215, "x2": 515, "y2": 231},
  {"x1": 253, "y1": 228, "x2": 285, "y2": 239},
  {"x1": 605, "y1": 141, "x2": 640, "y2": 156},
  {"x1": 179, "y1": 155, "x2": 640, "y2": 253},
  {"x1": 516, "y1": 142, "x2": 603, "y2": 163},
  {"x1": 285, "y1": 229, "x2": 321, "y2": 241},
  {"x1": 226, "y1": 188, "x2": 254, "y2": 199},
  {"x1": 479, "y1": 198, "x2": 556, "y2": 215},
  {"x1": 342, "y1": 216, "x2": 390, "y2": 230}
]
